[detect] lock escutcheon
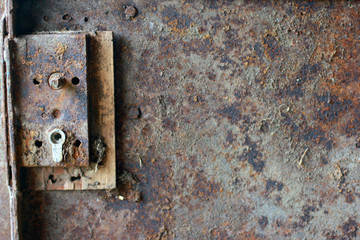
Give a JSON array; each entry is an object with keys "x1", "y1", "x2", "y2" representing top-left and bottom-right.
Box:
[{"x1": 48, "y1": 129, "x2": 66, "y2": 163}]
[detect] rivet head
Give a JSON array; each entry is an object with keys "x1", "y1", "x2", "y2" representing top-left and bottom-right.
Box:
[
  {"x1": 49, "y1": 73, "x2": 66, "y2": 90},
  {"x1": 124, "y1": 6, "x2": 137, "y2": 19}
]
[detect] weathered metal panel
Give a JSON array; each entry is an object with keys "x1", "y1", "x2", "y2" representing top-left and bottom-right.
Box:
[{"x1": 1, "y1": 0, "x2": 360, "y2": 240}]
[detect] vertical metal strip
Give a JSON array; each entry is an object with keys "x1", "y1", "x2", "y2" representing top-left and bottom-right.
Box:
[
  {"x1": 4, "y1": 0, "x2": 14, "y2": 38},
  {"x1": 0, "y1": 16, "x2": 9, "y2": 186},
  {"x1": 5, "y1": 38, "x2": 19, "y2": 240},
  {"x1": 0, "y1": 14, "x2": 15, "y2": 240},
  {"x1": 3, "y1": 0, "x2": 19, "y2": 239}
]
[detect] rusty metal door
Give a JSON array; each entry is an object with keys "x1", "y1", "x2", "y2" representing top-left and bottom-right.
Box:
[{"x1": 1, "y1": 0, "x2": 360, "y2": 239}]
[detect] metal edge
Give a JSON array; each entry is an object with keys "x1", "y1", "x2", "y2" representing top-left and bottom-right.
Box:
[{"x1": 3, "y1": 0, "x2": 20, "y2": 239}]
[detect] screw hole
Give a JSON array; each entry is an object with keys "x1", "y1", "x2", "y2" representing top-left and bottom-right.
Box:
[
  {"x1": 62, "y1": 13, "x2": 72, "y2": 21},
  {"x1": 48, "y1": 174, "x2": 56, "y2": 184},
  {"x1": 84, "y1": 17, "x2": 89, "y2": 22},
  {"x1": 71, "y1": 175, "x2": 81, "y2": 182},
  {"x1": 74, "y1": 140, "x2": 81, "y2": 147},
  {"x1": 35, "y1": 140, "x2": 43, "y2": 148},
  {"x1": 71, "y1": 77, "x2": 80, "y2": 85},
  {"x1": 43, "y1": 16, "x2": 49, "y2": 21},
  {"x1": 33, "y1": 78, "x2": 40, "y2": 85}
]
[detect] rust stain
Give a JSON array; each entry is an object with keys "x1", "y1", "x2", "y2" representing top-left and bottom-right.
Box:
[{"x1": 10, "y1": 1, "x2": 360, "y2": 239}]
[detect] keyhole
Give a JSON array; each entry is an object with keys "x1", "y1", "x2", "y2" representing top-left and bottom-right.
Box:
[
  {"x1": 50, "y1": 132, "x2": 63, "y2": 144},
  {"x1": 49, "y1": 129, "x2": 66, "y2": 163}
]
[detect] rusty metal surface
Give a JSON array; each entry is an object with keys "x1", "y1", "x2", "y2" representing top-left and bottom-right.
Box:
[
  {"x1": 4, "y1": 0, "x2": 360, "y2": 239},
  {"x1": 12, "y1": 33, "x2": 89, "y2": 167}
]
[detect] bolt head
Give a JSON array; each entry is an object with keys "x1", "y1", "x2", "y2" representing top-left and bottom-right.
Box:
[
  {"x1": 49, "y1": 73, "x2": 66, "y2": 90},
  {"x1": 125, "y1": 6, "x2": 137, "y2": 19}
]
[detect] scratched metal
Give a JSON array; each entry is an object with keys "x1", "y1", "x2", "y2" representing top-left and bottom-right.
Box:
[
  {"x1": 9, "y1": 0, "x2": 360, "y2": 239},
  {"x1": 12, "y1": 33, "x2": 89, "y2": 167}
]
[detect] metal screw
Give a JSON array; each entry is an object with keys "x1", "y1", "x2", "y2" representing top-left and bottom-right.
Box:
[
  {"x1": 124, "y1": 6, "x2": 137, "y2": 19},
  {"x1": 49, "y1": 73, "x2": 66, "y2": 90}
]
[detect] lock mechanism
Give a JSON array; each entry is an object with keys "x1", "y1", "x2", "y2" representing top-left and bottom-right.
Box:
[
  {"x1": 8, "y1": 31, "x2": 116, "y2": 190},
  {"x1": 1, "y1": 3, "x2": 116, "y2": 238},
  {"x1": 12, "y1": 33, "x2": 89, "y2": 167},
  {"x1": 49, "y1": 129, "x2": 66, "y2": 163}
]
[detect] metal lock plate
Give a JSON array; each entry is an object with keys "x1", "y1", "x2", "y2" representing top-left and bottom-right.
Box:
[{"x1": 12, "y1": 33, "x2": 89, "y2": 167}]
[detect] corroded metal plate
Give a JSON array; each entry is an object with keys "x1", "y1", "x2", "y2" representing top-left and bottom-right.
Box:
[
  {"x1": 12, "y1": 33, "x2": 89, "y2": 167},
  {"x1": 21, "y1": 31, "x2": 116, "y2": 190}
]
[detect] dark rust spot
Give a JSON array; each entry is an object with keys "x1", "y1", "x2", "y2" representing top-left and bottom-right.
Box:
[
  {"x1": 258, "y1": 216, "x2": 268, "y2": 229},
  {"x1": 341, "y1": 218, "x2": 358, "y2": 239},
  {"x1": 262, "y1": 34, "x2": 282, "y2": 60},
  {"x1": 225, "y1": 130, "x2": 235, "y2": 144},
  {"x1": 217, "y1": 103, "x2": 242, "y2": 125},
  {"x1": 285, "y1": 63, "x2": 321, "y2": 98},
  {"x1": 315, "y1": 94, "x2": 353, "y2": 124},
  {"x1": 238, "y1": 135, "x2": 265, "y2": 173},
  {"x1": 265, "y1": 179, "x2": 284, "y2": 193},
  {"x1": 161, "y1": 6, "x2": 191, "y2": 30},
  {"x1": 191, "y1": 170, "x2": 220, "y2": 201},
  {"x1": 299, "y1": 205, "x2": 317, "y2": 227},
  {"x1": 260, "y1": 119, "x2": 270, "y2": 132},
  {"x1": 162, "y1": 118, "x2": 176, "y2": 132},
  {"x1": 344, "y1": 191, "x2": 355, "y2": 204}
]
